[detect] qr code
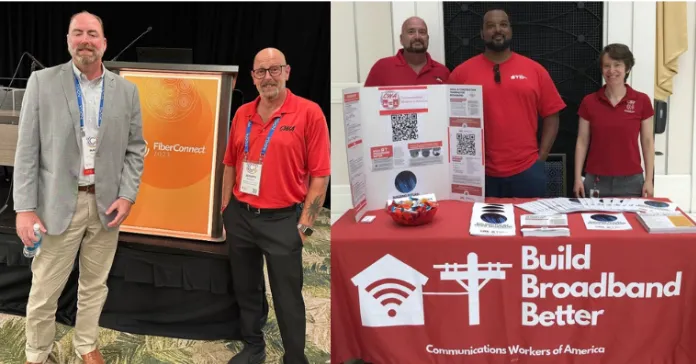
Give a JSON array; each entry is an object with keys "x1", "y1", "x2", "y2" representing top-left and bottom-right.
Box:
[
  {"x1": 456, "y1": 133, "x2": 476, "y2": 156},
  {"x1": 391, "y1": 113, "x2": 419, "y2": 142}
]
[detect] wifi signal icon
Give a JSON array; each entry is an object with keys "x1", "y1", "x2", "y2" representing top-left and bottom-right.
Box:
[{"x1": 365, "y1": 278, "x2": 416, "y2": 318}]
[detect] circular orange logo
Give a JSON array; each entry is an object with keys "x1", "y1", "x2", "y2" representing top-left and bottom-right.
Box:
[{"x1": 130, "y1": 76, "x2": 218, "y2": 190}]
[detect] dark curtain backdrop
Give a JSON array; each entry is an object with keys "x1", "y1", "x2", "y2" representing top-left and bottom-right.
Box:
[{"x1": 0, "y1": 1, "x2": 331, "y2": 208}]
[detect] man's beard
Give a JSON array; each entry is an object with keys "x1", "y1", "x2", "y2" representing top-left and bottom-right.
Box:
[
  {"x1": 405, "y1": 40, "x2": 427, "y2": 53},
  {"x1": 259, "y1": 82, "x2": 281, "y2": 99},
  {"x1": 69, "y1": 45, "x2": 102, "y2": 65},
  {"x1": 484, "y1": 37, "x2": 511, "y2": 52}
]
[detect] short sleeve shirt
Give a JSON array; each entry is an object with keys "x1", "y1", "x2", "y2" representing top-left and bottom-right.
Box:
[
  {"x1": 448, "y1": 52, "x2": 566, "y2": 177},
  {"x1": 578, "y1": 85, "x2": 654, "y2": 176},
  {"x1": 364, "y1": 49, "x2": 450, "y2": 87},
  {"x1": 223, "y1": 89, "x2": 330, "y2": 208}
]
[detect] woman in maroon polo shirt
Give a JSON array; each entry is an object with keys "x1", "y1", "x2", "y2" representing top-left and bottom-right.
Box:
[{"x1": 573, "y1": 43, "x2": 655, "y2": 198}]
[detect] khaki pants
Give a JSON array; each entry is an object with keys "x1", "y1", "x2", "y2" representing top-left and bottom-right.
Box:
[{"x1": 25, "y1": 191, "x2": 119, "y2": 363}]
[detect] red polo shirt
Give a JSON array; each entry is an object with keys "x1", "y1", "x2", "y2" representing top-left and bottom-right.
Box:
[
  {"x1": 448, "y1": 52, "x2": 566, "y2": 177},
  {"x1": 223, "y1": 89, "x2": 331, "y2": 208},
  {"x1": 363, "y1": 49, "x2": 450, "y2": 87},
  {"x1": 578, "y1": 84, "x2": 654, "y2": 176}
]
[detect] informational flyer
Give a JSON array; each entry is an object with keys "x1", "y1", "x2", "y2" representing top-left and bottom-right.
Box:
[
  {"x1": 469, "y1": 203, "x2": 516, "y2": 236},
  {"x1": 582, "y1": 213, "x2": 632, "y2": 230},
  {"x1": 343, "y1": 92, "x2": 367, "y2": 221},
  {"x1": 341, "y1": 85, "x2": 485, "y2": 214},
  {"x1": 448, "y1": 86, "x2": 485, "y2": 202}
]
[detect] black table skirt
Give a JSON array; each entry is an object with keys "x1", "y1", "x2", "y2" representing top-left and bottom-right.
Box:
[{"x1": 0, "y1": 233, "x2": 268, "y2": 341}]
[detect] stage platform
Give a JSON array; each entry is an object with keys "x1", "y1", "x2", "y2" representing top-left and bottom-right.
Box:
[{"x1": 0, "y1": 174, "x2": 267, "y2": 341}]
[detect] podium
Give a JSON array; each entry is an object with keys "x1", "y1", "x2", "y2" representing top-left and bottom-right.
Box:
[{"x1": 104, "y1": 61, "x2": 239, "y2": 242}]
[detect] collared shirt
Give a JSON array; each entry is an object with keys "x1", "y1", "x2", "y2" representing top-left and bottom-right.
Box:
[
  {"x1": 578, "y1": 84, "x2": 654, "y2": 176},
  {"x1": 72, "y1": 62, "x2": 106, "y2": 186},
  {"x1": 363, "y1": 49, "x2": 450, "y2": 87},
  {"x1": 448, "y1": 52, "x2": 566, "y2": 177},
  {"x1": 222, "y1": 89, "x2": 331, "y2": 208}
]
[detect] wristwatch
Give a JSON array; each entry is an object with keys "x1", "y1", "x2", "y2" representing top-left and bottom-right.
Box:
[{"x1": 297, "y1": 223, "x2": 314, "y2": 237}]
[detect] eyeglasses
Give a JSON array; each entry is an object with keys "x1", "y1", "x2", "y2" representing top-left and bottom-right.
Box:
[
  {"x1": 252, "y1": 65, "x2": 286, "y2": 79},
  {"x1": 493, "y1": 64, "x2": 501, "y2": 84}
]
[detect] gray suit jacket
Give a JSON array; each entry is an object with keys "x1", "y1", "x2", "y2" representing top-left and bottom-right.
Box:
[{"x1": 13, "y1": 61, "x2": 145, "y2": 235}]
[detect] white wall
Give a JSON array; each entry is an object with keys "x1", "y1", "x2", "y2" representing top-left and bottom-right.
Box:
[{"x1": 330, "y1": 1, "x2": 696, "y2": 221}]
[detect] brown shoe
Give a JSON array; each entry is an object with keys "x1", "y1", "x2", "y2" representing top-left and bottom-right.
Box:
[{"x1": 81, "y1": 349, "x2": 105, "y2": 364}]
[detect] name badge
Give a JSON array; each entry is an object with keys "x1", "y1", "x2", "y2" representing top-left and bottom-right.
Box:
[
  {"x1": 82, "y1": 135, "x2": 98, "y2": 175},
  {"x1": 240, "y1": 161, "x2": 262, "y2": 196}
]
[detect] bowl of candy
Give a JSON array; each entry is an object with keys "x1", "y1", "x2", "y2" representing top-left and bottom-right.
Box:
[{"x1": 386, "y1": 195, "x2": 439, "y2": 226}]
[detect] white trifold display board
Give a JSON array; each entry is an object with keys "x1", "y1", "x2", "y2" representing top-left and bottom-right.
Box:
[{"x1": 342, "y1": 84, "x2": 486, "y2": 221}]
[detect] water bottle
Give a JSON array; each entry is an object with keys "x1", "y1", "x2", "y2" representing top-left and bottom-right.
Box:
[{"x1": 23, "y1": 223, "x2": 42, "y2": 258}]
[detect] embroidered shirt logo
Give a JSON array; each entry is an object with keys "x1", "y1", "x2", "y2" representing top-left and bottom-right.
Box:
[
  {"x1": 510, "y1": 75, "x2": 527, "y2": 80},
  {"x1": 625, "y1": 100, "x2": 636, "y2": 113}
]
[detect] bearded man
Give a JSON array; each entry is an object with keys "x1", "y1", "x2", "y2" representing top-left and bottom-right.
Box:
[
  {"x1": 364, "y1": 16, "x2": 450, "y2": 86},
  {"x1": 448, "y1": 9, "x2": 566, "y2": 198},
  {"x1": 13, "y1": 10, "x2": 145, "y2": 364}
]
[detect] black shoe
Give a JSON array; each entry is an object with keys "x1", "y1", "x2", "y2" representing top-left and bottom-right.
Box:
[
  {"x1": 281, "y1": 355, "x2": 310, "y2": 364},
  {"x1": 228, "y1": 345, "x2": 266, "y2": 364}
]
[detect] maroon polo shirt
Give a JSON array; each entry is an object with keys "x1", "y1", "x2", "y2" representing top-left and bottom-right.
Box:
[
  {"x1": 578, "y1": 84, "x2": 654, "y2": 176},
  {"x1": 363, "y1": 49, "x2": 450, "y2": 87}
]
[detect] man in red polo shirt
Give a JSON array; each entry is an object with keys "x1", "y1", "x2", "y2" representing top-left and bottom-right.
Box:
[
  {"x1": 220, "y1": 48, "x2": 330, "y2": 364},
  {"x1": 448, "y1": 9, "x2": 566, "y2": 198},
  {"x1": 363, "y1": 16, "x2": 450, "y2": 86}
]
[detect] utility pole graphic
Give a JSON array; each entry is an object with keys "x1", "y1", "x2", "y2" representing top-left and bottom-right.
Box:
[{"x1": 433, "y1": 252, "x2": 512, "y2": 325}]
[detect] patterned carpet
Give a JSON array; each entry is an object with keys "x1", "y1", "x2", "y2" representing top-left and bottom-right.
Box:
[{"x1": 0, "y1": 208, "x2": 331, "y2": 364}]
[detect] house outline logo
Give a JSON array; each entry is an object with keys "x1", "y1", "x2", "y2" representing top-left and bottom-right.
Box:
[
  {"x1": 351, "y1": 254, "x2": 429, "y2": 327},
  {"x1": 353, "y1": 252, "x2": 513, "y2": 328}
]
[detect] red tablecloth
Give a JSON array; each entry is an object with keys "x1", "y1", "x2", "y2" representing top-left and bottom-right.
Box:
[{"x1": 331, "y1": 199, "x2": 696, "y2": 364}]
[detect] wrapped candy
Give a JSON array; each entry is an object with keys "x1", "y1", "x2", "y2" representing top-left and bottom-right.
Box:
[{"x1": 386, "y1": 195, "x2": 439, "y2": 226}]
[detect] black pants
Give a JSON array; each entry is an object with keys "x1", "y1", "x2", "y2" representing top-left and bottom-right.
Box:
[
  {"x1": 223, "y1": 198, "x2": 309, "y2": 364},
  {"x1": 485, "y1": 159, "x2": 547, "y2": 198}
]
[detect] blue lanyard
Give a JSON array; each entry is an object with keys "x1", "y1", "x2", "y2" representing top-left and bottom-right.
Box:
[
  {"x1": 244, "y1": 116, "x2": 281, "y2": 164},
  {"x1": 74, "y1": 74, "x2": 105, "y2": 131}
]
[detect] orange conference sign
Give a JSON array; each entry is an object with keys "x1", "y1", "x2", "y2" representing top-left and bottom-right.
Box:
[{"x1": 119, "y1": 71, "x2": 222, "y2": 240}]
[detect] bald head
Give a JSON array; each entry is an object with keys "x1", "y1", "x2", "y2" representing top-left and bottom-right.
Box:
[
  {"x1": 400, "y1": 16, "x2": 429, "y2": 54},
  {"x1": 401, "y1": 17, "x2": 427, "y2": 34},
  {"x1": 253, "y1": 47, "x2": 287, "y2": 68},
  {"x1": 251, "y1": 47, "x2": 290, "y2": 101},
  {"x1": 483, "y1": 9, "x2": 510, "y2": 28}
]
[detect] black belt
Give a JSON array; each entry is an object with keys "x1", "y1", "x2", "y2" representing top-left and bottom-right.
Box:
[{"x1": 237, "y1": 201, "x2": 299, "y2": 214}]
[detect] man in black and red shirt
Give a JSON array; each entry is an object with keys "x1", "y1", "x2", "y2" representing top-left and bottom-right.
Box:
[
  {"x1": 448, "y1": 9, "x2": 566, "y2": 198},
  {"x1": 221, "y1": 48, "x2": 330, "y2": 364},
  {"x1": 364, "y1": 16, "x2": 450, "y2": 86}
]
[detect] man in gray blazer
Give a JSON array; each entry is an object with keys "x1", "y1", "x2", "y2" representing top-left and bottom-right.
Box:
[{"x1": 13, "y1": 11, "x2": 145, "y2": 364}]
